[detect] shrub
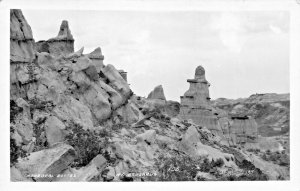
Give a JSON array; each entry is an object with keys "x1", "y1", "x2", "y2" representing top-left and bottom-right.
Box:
[
  {"x1": 10, "y1": 100, "x2": 23, "y2": 123},
  {"x1": 65, "y1": 122, "x2": 110, "y2": 167},
  {"x1": 155, "y1": 155, "x2": 199, "y2": 181},
  {"x1": 32, "y1": 118, "x2": 48, "y2": 152},
  {"x1": 10, "y1": 126, "x2": 27, "y2": 166}
]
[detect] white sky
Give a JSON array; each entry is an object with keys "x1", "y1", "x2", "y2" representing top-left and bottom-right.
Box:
[{"x1": 22, "y1": 10, "x2": 289, "y2": 101}]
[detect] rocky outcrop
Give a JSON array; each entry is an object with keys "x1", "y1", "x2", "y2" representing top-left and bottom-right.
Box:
[
  {"x1": 44, "y1": 116, "x2": 66, "y2": 146},
  {"x1": 229, "y1": 116, "x2": 258, "y2": 145},
  {"x1": 10, "y1": 9, "x2": 35, "y2": 63},
  {"x1": 35, "y1": 20, "x2": 74, "y2": 56},
  {"x1": 47, "y1": 20, "x2": 74, "y2": 56},
  {"x1": 10, "y1": 10, "x2": 141, "y2": 181},
  {"x1": 212, "y1": 93, "x2": 290, "y2": 137},
  {"x1": 136, "y1": 130, "x2": 156, "y2": 145},
  {"x1": 15, "y1": 143, "x2": 76, "y2": 181},
  {"x1": 147, "y1": 85, "x2": 166, "y2": 100},
  {"x1": 10, "y1": 10, "x2": 36, "y2": 100},
  {"x1": 56, "y1": 155, "x2": 107, "y2": 181},
  {"x1": 118, "y1": 70, "x2": 128, "y2": 82},
  {"x1": 87, "y1": 47, "x2": 104, "y2": 73},
  {"x1": 179, "y1": 66, "x2": 224, "y2": 138}
]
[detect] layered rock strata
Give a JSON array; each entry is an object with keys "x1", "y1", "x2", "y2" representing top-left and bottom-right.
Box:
[
  {"x1": 229, "y1": 115, "x2": 258, "y2": 145},
  {"x1": 179, "y1": 66, "x2": 223, "y2": 137},
  {"x1": 10, "y1": 9, "x2": 138, "y2": 153}
]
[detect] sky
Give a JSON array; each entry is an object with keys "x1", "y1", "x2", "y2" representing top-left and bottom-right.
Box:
[{"x1": 22, "y1": 10, "x2": 289, "y2": 101}]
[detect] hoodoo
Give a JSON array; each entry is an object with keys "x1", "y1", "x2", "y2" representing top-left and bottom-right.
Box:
[
  {"x1": 179, "y1": 66, "x2": 223, "y2": 137},
  {"x1": 36, "y1": 20, "x2": 74, "y2": 56}
]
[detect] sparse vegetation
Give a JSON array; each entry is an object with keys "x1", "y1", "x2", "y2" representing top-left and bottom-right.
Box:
[
  {"x1": 155, "y1": 154, "x2": 199, "y2": 181},
  {"x1": 10, "y1": 126, "x2": 28, "y2": 166},
  {"x1": 260, "y1": 150, "x2": 289, "y2": 167},
  {"x1": 65, "y1": 122, "x2": 110, "y2": 167}
]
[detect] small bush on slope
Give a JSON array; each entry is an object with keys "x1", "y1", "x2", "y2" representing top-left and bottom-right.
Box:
[
  {"x1": 155, "y1": 154, "x2": 199, "y2": 181},
  {"x1": 65, "y1": 122, "x2": 110, "y2": 167}
]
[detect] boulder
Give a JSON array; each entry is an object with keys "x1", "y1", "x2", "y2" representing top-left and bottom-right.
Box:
[
  {"x1": 147, "y1": 85, "x2": 166, "y2": 100},
  {"x1": 53, "y1": 97, "x2": 94, "y2": 130},
  {"x1": 15, "y1": 143, "x2": 76, "y2": 181},
  {"x1": 113, "y1": 103, "x2": 139, "y2": 124},
  {"x1": 84, "y1": 65, "x2": 99, "y2": 81},
  {"x1": 66, "y1": 47, "x2": 84, "y2": 59},
  {"x1": 14, "y1": 113, "x2": 33, "y2": 144},
  {"x1": 71, "y1": 56, "x2": 91, "y2": 72},
  {"x1": 181, "y1": 126, "x2": 201, "y2": 147},
  {"x1": 56, "y1": 155, "x2": 107, "y2": 181},
  {"x1": 101, "y1": 64, "x2": 131, "y2": 99},
  {"x1": 45, "y1": 116, "x2": 66, "y2": 146},
  {"x1": 136, "y1": 130, "x2": 156, "y2": 145},
  {"x1": 80, "y1": 84, "x2": 112, "y2": 121},
  {"x1": 98, "y1": 80, "x2": 124, "y2": 109}
]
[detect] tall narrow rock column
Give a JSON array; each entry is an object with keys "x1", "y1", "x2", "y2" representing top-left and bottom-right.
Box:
[
  {"x1": 179, "y1": 66, "x2": 223, "y2": 137},
  {"x1": 47, "y1": 20, "x2": 74, "y2": 56}
]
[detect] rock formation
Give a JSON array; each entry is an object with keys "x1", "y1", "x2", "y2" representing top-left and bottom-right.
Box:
[
  {"x1": 147, "y1": 85, "x2": 166, "y2": 100},
  {"x1": 10, "y1": 10, "x2": 289, "y2": 182},
  {"x1": 118, "y1": 70, "x2": 128, "y2": 82},
  {"x1": 35, "y1": 20, "x2": 74, "y2": 56},
  {"x1": 86, "y1": 47, "x2": 104, "y2": 73},
  {"x1": 179, "y1": 66, "x2": 223, "y2": 137},
  {"x1": 212, "y1": 93, "x2": 290, "y2": 137},
  {"x1": 229, "y1": 115, "x2": 258, "y2": 145}
]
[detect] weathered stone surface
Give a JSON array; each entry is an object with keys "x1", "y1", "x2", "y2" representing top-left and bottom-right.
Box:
[
  {"x1": 66, "y1": 47, "x2": 84, "y2": 59},
  {"x1": 118, "y1": 70, "x2": 127, "y2": 82},
  {"x1": 14, "y1": 112, "x2": 33, "y2": 144},
  {"x1": 35, "y1": 40, "x2": 49, "y2": 53},
  {"x1": 56, "y1": 155, "x2": 107, "y2": 182},
  {"x1": 53, "y1": 97, "x2": 94, "y2": 130},
  {"x1": 15, "y1": 143, "x2": 76, "y2": 181},
  {"x1": 179, "y1": 126, "x2": 201, "y2": 154},
  {"x1": 98, "y1": 80, "x2": 124, "y2": 109},
  {"x1": 179, "y1": 65, "x2": 224, "y2": 137},
  {"x1": 101, "y1": 64, "x2": 131, "y2": 99},
  {"x1": 10, "y1": 9, "x2": 35, "y2": 63},
  {"x1": 113, "y1": 102, "x2": 140, "y2": 124},
  {"x1": 147, "y1": 85, "x2": 166, "y2": 100},
  {"x1": 80, "y1": 84, "x2": 112, "y2": 121},
  {"x1": 87, "y1": 47, "x2": 104, "y2": 73},
  {"x1": 45, "y1": 116, "x2": 66, "y2": 146},
  {"x1": 84, "y1": 65, "x2": 99, "y2": 81},
  {"x1": 213, "y1": 93, "x2": 290, "y2": 138},
  {"x1": 11, "y1": 166, "x2": 33, "y2": 182},
  {"x1": 47, "y1": 20, "x2": 74, "y2": 56},
  {"x1": 136, "y1": 130, "x2": 156, "y2": 145},
  {"x1": 230, "y1": 116, "x2": 258, "y2": 145},
  {"x1": 71, "y1": 56, "x2": 91, "y2": 72}
]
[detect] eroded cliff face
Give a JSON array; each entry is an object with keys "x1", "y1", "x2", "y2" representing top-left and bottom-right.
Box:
[
  {"x1": 212, "y1": 93, "x2": 290, "y2": 137},
  {"x1": 10, "y1": 9, "x2": 140, "y2": 151}
]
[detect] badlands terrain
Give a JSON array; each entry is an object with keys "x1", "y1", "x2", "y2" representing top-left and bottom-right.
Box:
[{"x1": 10, "y1": 9, "x2": 289, "y2": 182}]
